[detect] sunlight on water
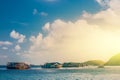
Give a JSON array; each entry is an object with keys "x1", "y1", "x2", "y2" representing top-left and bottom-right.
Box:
[{"x1": 0, "y1": 66, "x2": 120, "y2": 80}]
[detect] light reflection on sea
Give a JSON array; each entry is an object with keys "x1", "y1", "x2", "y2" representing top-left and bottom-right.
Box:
[{"x1": 0, "y1": 66, "x2": 120, "y2": 80}]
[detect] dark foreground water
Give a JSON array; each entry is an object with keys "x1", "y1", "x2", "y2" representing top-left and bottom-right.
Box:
[{"x1": 0, "y1": 66, "x2": 120, "y2": 80}]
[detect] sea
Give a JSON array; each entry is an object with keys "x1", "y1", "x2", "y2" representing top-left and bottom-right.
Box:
[{"x1": 0, "y1": 66, "x2": 120, "y2": 80}]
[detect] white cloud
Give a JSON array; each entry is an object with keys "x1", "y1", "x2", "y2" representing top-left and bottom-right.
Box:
[
  {"x1": 33, "y1": 9, "x2": 48, "y2": 16},
  {"x1": 10, "y1": 30, "x2": 26, "y2": 43},
  {"x1": 2, "y1": 47, "x2": 8, "y2": 50},
  {"x1": 0, "y1": 41, "x2": 12, "y2": 46},
  {"x1": 33, "y1": 9, "x2": 38, "y2": 15},
  {"x1": 109, "y1": 0, "x2": 120, "y2": 13},
  {"x1": 42, "y1": 22, "x2": 50, "y2": 31},
  {"x1": 25, "y1": 19, "x2": 120, "y2": 64},
  {"x1": 29, "y1": 33, "x2": 43, "y2": 51},
  {"x1": 40, "y1": 12, "x2": 48, "y2": 16},
  {"x1": 15, "y1": 45, "x2": 21, "y2": 51},
  {"x1": 11, "y1": 21, "x2": 28, "y2": 26},
  {"x1": 96, "y1": 0, "x2": 120, "y2": 12},
  {"x1": 96, "y1": 0, "x2": 110, "y2": 7},
  {"x1": 22, "y1": 0, "x2": 120, "y2": 64}
]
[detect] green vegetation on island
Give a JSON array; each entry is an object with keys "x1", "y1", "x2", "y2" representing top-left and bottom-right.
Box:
[
  {"x1": 105, "y1": 53, "x2": 120, "y2": 66},
  {"x1": 83, "y1": 60, "x2": 105, "y2": 66}
]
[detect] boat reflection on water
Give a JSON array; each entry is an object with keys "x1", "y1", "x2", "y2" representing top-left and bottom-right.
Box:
[{"x1": 7, "y1": 62, "x2": 30, "y2": 70}]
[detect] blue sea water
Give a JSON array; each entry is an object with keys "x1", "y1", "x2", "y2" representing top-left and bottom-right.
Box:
[{"x1": 0, "y1": 66, "x2": 120, "y2": 80}]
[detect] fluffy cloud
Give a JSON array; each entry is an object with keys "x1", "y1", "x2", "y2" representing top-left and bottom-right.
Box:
[
  {"x1": 96, "y1": 0, "x2": 110, "y2": 7},
  {"x1": 10, "y1": 30, "x2": 26, "y2": 43},
  {"x1": 42, "y1": 22, "x2": 50, "y2": 31},
  {"x1": 15, "y1": 45, "x2": 21, "y2": 51},
  {"x1": 0, "y1": 41, "x2": 12, "y2": 46},
  {"x1": 96, "y1": 0, "x2": 120, "y2": 12},
  {"x1": 23, "y1": 0, "x2": 120, "y2": 64}
]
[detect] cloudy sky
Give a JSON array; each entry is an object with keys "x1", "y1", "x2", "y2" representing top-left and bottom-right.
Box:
[{"x1": 0, "y1": 0, "x2": 120, "y2": 64}]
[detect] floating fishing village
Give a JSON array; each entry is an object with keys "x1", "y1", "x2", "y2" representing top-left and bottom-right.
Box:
[{"x1": 5, "y1": 61, "x2": 104, "y2": 70}]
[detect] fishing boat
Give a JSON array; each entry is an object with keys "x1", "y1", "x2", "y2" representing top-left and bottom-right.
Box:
[{"x1": 7, "y1": 62, "x2": 30, "y2": 70}]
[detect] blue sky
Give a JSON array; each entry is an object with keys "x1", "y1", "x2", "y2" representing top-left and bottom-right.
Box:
[
  {"x1": 0, "y1": 0, "x2": 101, "y2": 39},
  {"x1": 1, "y1": 0, "x2": 120, "y2": 65}
]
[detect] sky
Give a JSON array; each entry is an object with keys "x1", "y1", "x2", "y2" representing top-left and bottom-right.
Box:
[{"x1": 0, "y1": 0, "x2": 120, "y2": 65}]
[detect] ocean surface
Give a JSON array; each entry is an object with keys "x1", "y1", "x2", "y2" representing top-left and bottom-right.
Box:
[{"x1": 0, "y1": 66, "x2": 120, "y2": 80}]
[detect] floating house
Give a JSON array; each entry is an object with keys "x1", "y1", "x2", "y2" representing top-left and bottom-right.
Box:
[
  {"x1": 41, "y1": 62, "x2": 62, "y2": 68},
  {"x1": 62, "y1": 62, "x2": 85, "y2": 67},
  {"x1": 7, "y1": 62, "x2": 30, "y2": 70}
]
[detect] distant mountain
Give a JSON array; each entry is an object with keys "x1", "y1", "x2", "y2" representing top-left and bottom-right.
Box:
[
  {"x1": 105, "y1": 53, "x2": 120, "y2": 66},
  {"x1": 83, "y1": 60, "x2": 105, "y2": 66}
]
